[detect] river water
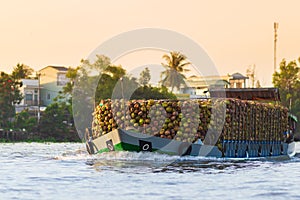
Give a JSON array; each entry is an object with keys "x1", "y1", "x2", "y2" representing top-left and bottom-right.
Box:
[{"x1": 1, "y1": 142, "x2": 300, "y2": 200}]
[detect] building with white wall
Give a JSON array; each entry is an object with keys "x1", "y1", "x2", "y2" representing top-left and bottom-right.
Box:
[
  {"x1": 39, "y1": 66, "x2": 69, "y2": 106},
  {"x1": 15, "y1": 79, "x2": 39, "y2": 113},
  {"x1": 179, "y1": 73, "x2": 249, "y2": 99}
]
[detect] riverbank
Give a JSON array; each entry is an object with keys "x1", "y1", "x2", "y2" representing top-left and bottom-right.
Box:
[{"x1": 0, "y1": 130, "x2": 81, "y2": 143}]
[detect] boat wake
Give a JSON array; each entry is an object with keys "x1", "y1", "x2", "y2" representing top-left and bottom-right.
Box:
[
  {"x1": 54, "y1": 148, "x2": 296, "y2": 174},
  {"x1": 85, "y1": 151, "x2": 293, "y2": 174},
  {"x1": 53, "y1": 148, "x2": 90, "y2": 161}
]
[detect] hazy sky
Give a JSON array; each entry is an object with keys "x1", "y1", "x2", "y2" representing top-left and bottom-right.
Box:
[{"x1": 1, "y1": 0, "x2": 300, "y2": 86}]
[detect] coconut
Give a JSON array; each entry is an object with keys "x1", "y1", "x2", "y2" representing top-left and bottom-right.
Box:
[{"x1": 91, "y1": 98, "x2": 289, "y2": 150}]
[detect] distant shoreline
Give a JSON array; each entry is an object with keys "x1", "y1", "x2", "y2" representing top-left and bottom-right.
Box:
[{"x1": 0, "y1": 130, "x2": 81, "y2": 143}]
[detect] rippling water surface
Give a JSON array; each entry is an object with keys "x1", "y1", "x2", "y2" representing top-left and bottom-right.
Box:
[{"x1": 1, "y1": 142, "x2": 300, "y2": 200}]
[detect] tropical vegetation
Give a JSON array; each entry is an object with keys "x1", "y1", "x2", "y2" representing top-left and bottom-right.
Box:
[
  {"x1": 2, "y1": 53, "x2": 299, "y2": 142},
  {"x1": 160, "y1": 51, "x2": 190, "y2": 92},
  {"x1": 273, "y1": 58, "x2": 300, "y2": 127}
]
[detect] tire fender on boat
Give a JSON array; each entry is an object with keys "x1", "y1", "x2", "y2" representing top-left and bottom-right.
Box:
[
  {"x1": 85, "y1": 127, "x2": 95, "y2": 154},
  {"x1": 139, "y1": 140, "x2": 152, "y2": 152},
  {"x1": 86, "y1": 141, "x2": 95, "y2": 154},
  {"x1": 106, "y1": 139, "x2": 115, "y2": 151}
]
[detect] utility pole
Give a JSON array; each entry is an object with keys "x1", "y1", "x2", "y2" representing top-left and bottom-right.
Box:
[
  {"x1": 36, "y1": 72, "x2": 41, "y2": 124},
  {"x1": 274, "y1": 22, "x2": 279, "y2": 72},
  {"x1": 120, "y1": 77, "x2": 125, "y2": 129}
]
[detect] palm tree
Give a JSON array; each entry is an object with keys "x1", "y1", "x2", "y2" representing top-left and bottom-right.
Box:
[{"x1": 160, "y1": 51, "x2": 190, "y2": 92}]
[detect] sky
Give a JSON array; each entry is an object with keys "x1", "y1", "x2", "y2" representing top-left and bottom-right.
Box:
[{"x1": 0, "y1": 0, "x2": 300, "y2": 86}]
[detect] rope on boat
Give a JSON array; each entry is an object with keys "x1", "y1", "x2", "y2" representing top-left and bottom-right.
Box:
[{"x1": 85, "y1": 127, "x2": 97, "y2": 154}]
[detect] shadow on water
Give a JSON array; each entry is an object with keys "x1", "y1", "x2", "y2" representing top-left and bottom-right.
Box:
[
  {"x1": 80, "y1": 151, "x2": 296, "y2": 174},
  {"x1": 153, "y1": 159, "x2": 260, "y2": 174}
]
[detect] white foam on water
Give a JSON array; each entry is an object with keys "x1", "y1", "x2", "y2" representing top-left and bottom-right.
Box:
[
  {"x1": 53, "y1": 146, "x2": 91, "y2": 161},
  {"x1": 54, "y1": 148, "x2": 179, "y2": 165},
  {"x1": 94, "y1": 151, "x2": 180, "y2": 162},
  {"x1": 54, "y1": 148, "x2": 268, "y2": 163},
  {"x1": 53, "y1": 143, "x2": 293, "y2": 166}
]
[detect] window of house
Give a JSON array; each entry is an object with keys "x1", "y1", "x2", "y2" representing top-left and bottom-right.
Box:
[
  {"x1": 230, "y1": 82, "x2": 235, "y2": 88},
  {"x1": 47, "y1": 93, "x2": 51, "y2": 100},
  {"x1": 34, "y1": 94, "x2": 38, "y2": 105},
  {"x1": 236, "y1": 82, "x2": 242, "y2": 88},
  {"x1": 25, "y1": 93, "x2": 33, "y2": 101},
  {"x1": 57, "y1": 73, "x2": 68, "y2": 86}
]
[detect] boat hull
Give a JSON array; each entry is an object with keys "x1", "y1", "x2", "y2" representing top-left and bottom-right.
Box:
[{"x1": 86, "y1": 129, "x2": 296, "y2": 158}]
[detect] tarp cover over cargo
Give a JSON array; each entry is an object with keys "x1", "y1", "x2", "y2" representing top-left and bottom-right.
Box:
[{"x1": 92, "y1": 98, "x2": 289, "y2": 151}]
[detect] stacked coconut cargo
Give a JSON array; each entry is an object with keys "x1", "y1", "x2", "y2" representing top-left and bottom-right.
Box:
[{"x1": 92, "y1": 99, "x2": 289, "y2": 157}]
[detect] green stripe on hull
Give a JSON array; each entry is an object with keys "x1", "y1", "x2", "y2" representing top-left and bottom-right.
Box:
[
  {"x1": 97, "y1": 142, "x2": 141, "y2": 154},
  {"x1": 97, "y1": 142, "x2": 176, "y2": 155}
]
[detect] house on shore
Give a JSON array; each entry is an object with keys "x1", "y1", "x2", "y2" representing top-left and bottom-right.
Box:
[
  {"x1": 229, "y1": 72, "x2": 249, "y2": 88},
  {"x1": 15, "y1": 79, "x2": 39, "y2": 113},
  {"x1": 178, "y1": 72, "x2": 249, "y2": 99},
  {"x1": 39, "y1": 66, "x2": 69, "y2": 106}
]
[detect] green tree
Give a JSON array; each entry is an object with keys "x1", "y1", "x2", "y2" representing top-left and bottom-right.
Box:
[
  {"x1": 72, "y1": 55, "x2": 127, "y2": 138},
  {"x1": 39, "y1": 102, "x2": 79, "y2": 142},
  {"x1": 76, "y1": 54, "x2": 178, "y2": 102},
  {"x1": 54, "y1": 66, "x2": 80, "y2": 103},
  {"x1": 11, "y1": 63, "x2": 34, "y2": 79},
  {"x1": 72, "y1": 55, "x2": 113, "y2": 105},
  {"x1": 49, "y1": 66, "x2": 81, "y2": 141},
  {"x1": 80, "y1": 54, "x2": 111, "y2": 72},
  {"x1": 272, "y1": 58, "x2": 300, "y2": 121},
  {"x1": 139, "y1": 67, "x2": 151, "y2": 86},
  {"x1": 14, "y1": 110, "x2": 37, "y2": 132},
  {"x1": 95, "y1": 65, "x2": 127, "y2": 101},
  {"x1": 0, "y1": 72, "x2": 23, "y2": 128},
  {"x1": 72, "y1": 54, "x2": 180, "y2": 138},
  {"x1": 131, "y1": 85, "x2": 176, "y2": 100},
  {"x1": 63, "y1": 66, "x2": 80, "y2": 94},
  {"x1": 160, "y1": 51, "x2": 190, "y2": 92}
]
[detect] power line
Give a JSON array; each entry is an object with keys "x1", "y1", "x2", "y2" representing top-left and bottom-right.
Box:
[{"x1": 36, "y1": 72, "x2": 41, "y2": 124}]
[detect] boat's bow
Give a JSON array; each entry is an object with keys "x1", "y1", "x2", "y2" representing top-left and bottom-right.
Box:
[{"x1": 86, "y1": 128, "x2": 223, "y2": 157}]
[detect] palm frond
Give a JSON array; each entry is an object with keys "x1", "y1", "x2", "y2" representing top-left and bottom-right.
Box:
[
  {"x1": 178, "y1": 62, "x2": 191, "y2": 68},
  {"x1": 161, "y1": 51, "x2": 190, "y2": 92},
  {"x1": 162, "y1": 54, "x2": 171, "y2": 64}
]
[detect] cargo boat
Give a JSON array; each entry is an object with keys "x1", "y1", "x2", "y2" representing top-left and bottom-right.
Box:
[
  {"x1": 85, "y1": 88, "x2": 296, "y2": 158},
  {"x1": 85, "y1": 128, "x2": 296, "y2": 158}
]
